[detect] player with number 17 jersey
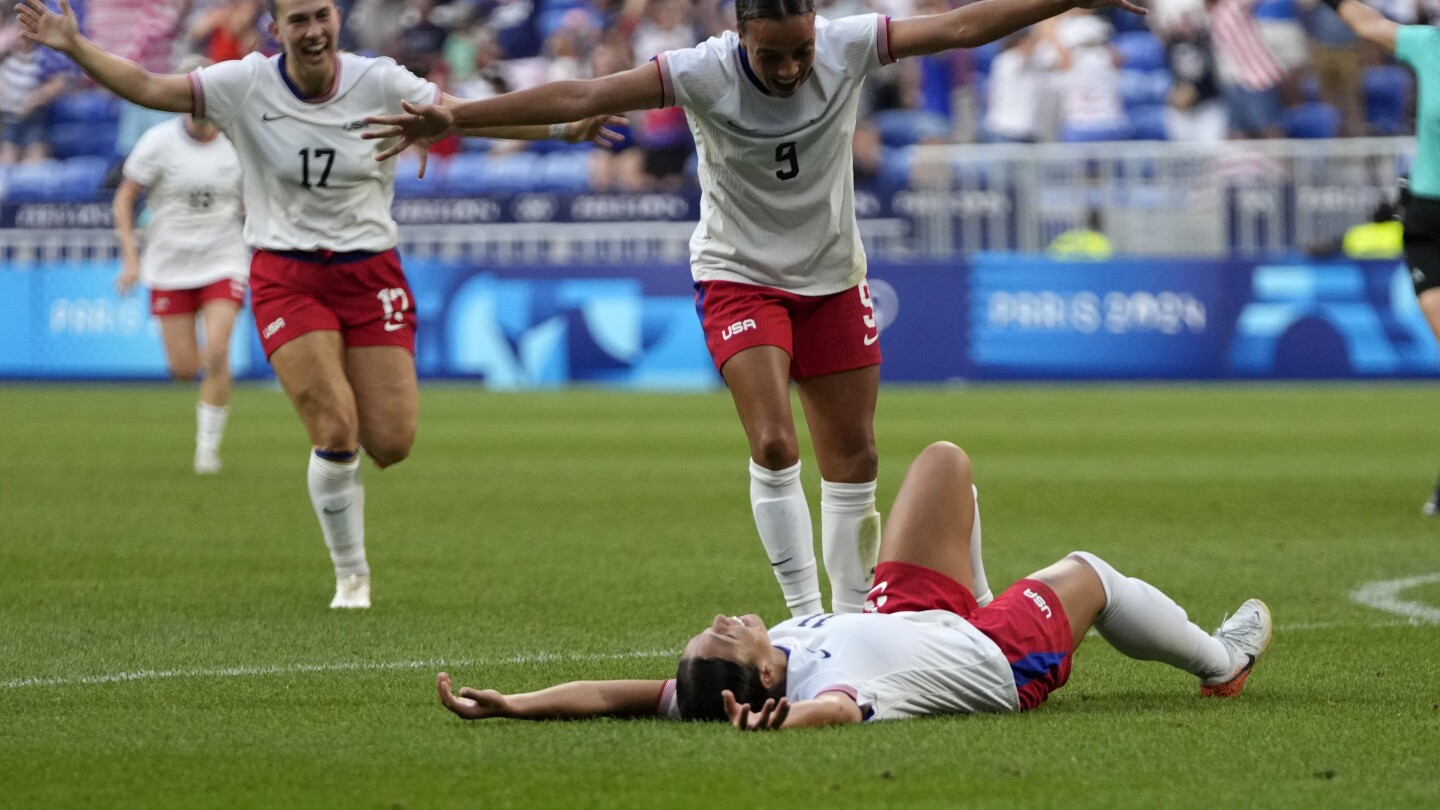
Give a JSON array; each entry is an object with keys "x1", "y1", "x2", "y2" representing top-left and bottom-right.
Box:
[{"x1": 188, "y1": 51, "x2": 439, "y2": 355}]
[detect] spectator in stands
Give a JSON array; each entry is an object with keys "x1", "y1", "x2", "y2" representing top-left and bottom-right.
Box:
[
  {"x1": 1052, "y1": 10, "x2": 1130, "y2": 141},
  {"x1": 0, "y1": 29, "x2": 70, "y2": 165},
  {"x1": 586, "y1": 34, "x2": 644, "y2": 190},
  {"x1": 1161, "y1": 8, "x2": 1228, "y2": 141},
  {"x1": 1298, "y1": 0, "x2": 1363, "y2": 136},
  {"x1": 452, "y1": 25, "x2": 509, "y2": 100},
  {"x1": 390, "y1": 0, "x2": 451, "y2": 80},
  {"x1": 186, "y1": 0, "x2": 264, "y2": 63},
  {"x1": 629, "y1": 0, "x2": 699, "y2": 189},
  {"x1": 1253, "y1": 0, "x2": 1308, "y2": 105},
  {"x1": 85, "y1": 0, "x2": 188, "y2": 155},
  {"x1": 981, "y1": 29, "x2": 1049, "y2": 143},
  {"x1": 1206, "y1": 0, "x2": 1287, "y2": 138},
  {"x1": 347, "y1": 0, "x2": 409, "y2": 54}
]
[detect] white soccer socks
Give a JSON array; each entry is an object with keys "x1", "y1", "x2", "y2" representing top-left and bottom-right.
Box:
[
  {"x1": 1069, "y1": 551, "x2": 1231, "y2": 681},
  {"x1": 194, "y1": 402, "x2": 228, "y2": 474},
  {"x1": 969, "y1": 485, "x2": 994, "y2": 607},
  {"x1": 822, "y1": 479, "x2": 881, "y2": 614},
  {"x1": 308, "y1": 450, "x2": 370, "y2": 582},
  {"x1": 750, "y1": 460, "x2": 823, "y2": 616}
]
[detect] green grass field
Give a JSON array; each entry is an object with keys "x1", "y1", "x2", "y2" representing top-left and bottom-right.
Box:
[{"x1": 3, "y1": 382, "x2": 1439, "y2": 809}]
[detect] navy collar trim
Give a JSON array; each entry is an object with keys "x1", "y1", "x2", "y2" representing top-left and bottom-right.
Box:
[
  {"x1": 736, "y1": 45, "x2": 772, "y2": 96},
  {"x1": 277, "y1": 53, "x2": 339, "y2": 103}
]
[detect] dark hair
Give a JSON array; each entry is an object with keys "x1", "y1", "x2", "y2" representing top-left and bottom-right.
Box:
[
  {"x1": 675, "y1": 657, "x2": 773, "y2": 721},
  {"x1": 734, "y1": 0, "x2": 815, "y2": 30}
]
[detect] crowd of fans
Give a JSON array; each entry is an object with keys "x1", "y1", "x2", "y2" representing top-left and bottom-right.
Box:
[{"x1": 0, "y1": 0, "x2": 1433, "y2": 193}]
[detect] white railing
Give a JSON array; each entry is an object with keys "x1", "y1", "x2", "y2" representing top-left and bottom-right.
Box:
[{"x1": 0, "y1": 137, "x2": 1417, "y2": 265}]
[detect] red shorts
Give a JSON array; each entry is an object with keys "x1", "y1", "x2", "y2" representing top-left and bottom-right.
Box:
[
  {"x1": 150, "y1": 278, "x2": 246, "y2": 317},
  {"x1": 866, "y1": 560, "x2": 1074, "y2": 712},
  {"x1": 249, "y1": 249, "x2": 416, "y2": 357},
  {"x1": 694, "y1": 280, "x2": 881, "y2": 379}
]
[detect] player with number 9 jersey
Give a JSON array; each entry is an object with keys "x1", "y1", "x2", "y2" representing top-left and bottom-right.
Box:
[{"x1": 363, "y1": 0, "x2": 1147, "y2": 621}]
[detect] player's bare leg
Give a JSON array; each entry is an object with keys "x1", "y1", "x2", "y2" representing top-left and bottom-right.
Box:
[
  {"x1": 193, "y1": 299, "x2": 239, "y2": 473},
  {"x1": 158, "y1": 313, "x2": 201, "y2": 381},
  {"x1": 1416, "y1": 289, "x2": 1440, "y2": 514},
  {"x1": 723, "y1": 346, "x2": 821, "y2": 616},
  {"x1": 877, "y1": 441, "x2": 978, "y2": 591},
  {"x1": 271, "y1": 330, "x2": 370, "y2": 608},
  {"x1": 344, "y1": 345, "x2": 418, "y2": 469},
  {"x1": 798, "y1": 365, "x2": 880, "y2": 613}
]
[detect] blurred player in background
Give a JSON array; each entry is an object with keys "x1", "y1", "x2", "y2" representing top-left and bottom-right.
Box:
[
  {"x1": 17, "y1": 0, "x2": 619, "y2": 608},
  {"x1": 365, "y1": 0, "x2": 1148, "y2": 619},
  {"x1": 435, "y1": 440, "x2": 1273, "y2": 729},
  {"x1": 113, "y1": 56, "x2": 247, "y2": 476},
  {"x1": 1321, "y1": 0, "x2": 1440, "y2": 514}
]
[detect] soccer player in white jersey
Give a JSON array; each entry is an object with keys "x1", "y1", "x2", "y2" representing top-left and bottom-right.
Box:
[
  {"x1": 365, "y1": 0, "x2": 1147, "y2": 618},
  {"x1": 113, "y1": 58, "x2": 248, "y2": 475},
  {"x1": 17, "y1": 0, "x2": 619, "y2": 609},
  {"x1": 435, "y1": 441, "x2": 1274, "y2": 728}
]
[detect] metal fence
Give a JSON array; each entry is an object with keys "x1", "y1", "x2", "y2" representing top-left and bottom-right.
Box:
[{"x1": 0, "y1": 137, "x2": 1416, "y2": 265}]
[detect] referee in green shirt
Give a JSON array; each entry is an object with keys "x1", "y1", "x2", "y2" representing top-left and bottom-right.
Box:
[{"x1": 1327, "y1": 0, "x2": 1440, "y2": 514}]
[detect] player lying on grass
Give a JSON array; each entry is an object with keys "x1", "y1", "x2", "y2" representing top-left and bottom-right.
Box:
[{"x1": 438, "y1": 441, "x2": 1272, "y2": 729}]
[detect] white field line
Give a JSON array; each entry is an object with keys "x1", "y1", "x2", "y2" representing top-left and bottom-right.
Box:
[
  {"x1": 2, "y1": 649, "x2": 675, "y2": 690},
  {"x1": 6, "y1": 617, "x2": 1434, "y2": 692},
  {"x1": 1351, "y1": 572, "x2": 1440, "y2": 625}
]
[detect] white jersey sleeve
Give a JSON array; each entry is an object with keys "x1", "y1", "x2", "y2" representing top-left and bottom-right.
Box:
[
  {"x1": 657, "y1": 679, "x2": 681, "y2": 719},
  {"x1": 655, "y1": 15, "x2": 896, "y2": 295},
  {"x1": 189, "y1": 53, "x2": 440, "y2": 252}
]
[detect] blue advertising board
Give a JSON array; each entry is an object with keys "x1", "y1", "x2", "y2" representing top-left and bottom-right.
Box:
[{"x1": 1, "y1": 257, "x2": 1434, "y2": 384}]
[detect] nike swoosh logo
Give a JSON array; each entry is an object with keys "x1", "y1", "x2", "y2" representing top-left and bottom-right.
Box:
[
  {"x1": 769, "y1": 556, "x2": 793, "y2": 568},
  {"x1": 322, "y1": 504, "x2": 348, "y2": 515},
  {"x1": 383, "y1": 322, "x2": 406, "y2": 332},
  {"x1": 863, "y1": 333, "x2": 879, "y2": 346},
  {"x1": 816, "y1": 650, "x2": 832, "y2": 659},
  {"x1": 262, "y1": 112, "x2": 289, "y2": 122}
]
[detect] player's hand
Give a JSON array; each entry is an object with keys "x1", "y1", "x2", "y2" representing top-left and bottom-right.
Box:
[
  {"x1": 15, "y1": 0, "x2": 81, "y2": 53},
  {"x1": 1074, "y1": 0, "x2": 1147, "y2": 15},
  {"x1": 437, "y1": 672, "x2": 512, "y2": 720},
  {"x1": 115, "y1": 259, "x2": 139, "y2": 297},
  {"x1": 722, "y1": 690, "x2": 790, "y2": 731},
  {"x1": 562, "y1": 115, "x2": 628, "y2": 149},
  {"x1": 363, "y1": 99, "x2": 454, "y2": 175}
]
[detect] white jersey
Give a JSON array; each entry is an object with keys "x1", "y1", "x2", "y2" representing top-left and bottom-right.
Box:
[
  {"x1": 122, "y1": 117, "x2": 249, "y2": 291},
  {"x1": 655, "y1": 14, "x2": 896, "y2": 295},
  {"x1": 659, "y1": 611, "x2": 1020, "y2": 722},
  {"x1": 189, "y1": 52, "x2": 439, "y2": 252}
]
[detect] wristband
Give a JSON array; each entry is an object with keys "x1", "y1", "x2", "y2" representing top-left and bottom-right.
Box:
[{"x1": 548, "y1": 122, "x2": 569, "y2": 139}]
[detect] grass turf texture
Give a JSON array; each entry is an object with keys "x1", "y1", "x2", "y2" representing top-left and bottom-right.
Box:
[{"x1": 2, "y1": 382, "x2": 1439, "y2": 809}]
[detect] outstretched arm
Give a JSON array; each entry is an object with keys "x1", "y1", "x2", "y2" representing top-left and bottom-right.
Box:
[
  {"x1": 365, "y1": 65, "x2": 660, "y2": 161},
  {"x1": 1324, "y1": 0, "x2": 1398, "y2": 52},
  {"x1": 437, "y1": 672, "x2": 671, "y2": 721},
  {"x1": 890, "y1": 0, "x2": 1146, "y2": 60},
  {"x1": 13, "y1": 0, "x2": 192, "y2": 112}
]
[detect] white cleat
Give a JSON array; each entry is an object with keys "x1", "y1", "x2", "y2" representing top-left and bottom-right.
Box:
[
  {"x1": 1200, "y1": 598, "x2": 1272, "y2": 698},
  {"x1": 194, "y1": 448, "x2": 222, "y2": 474},
  {"x1": 330, "y1": 573, "x2": 371, "y2": 609}
]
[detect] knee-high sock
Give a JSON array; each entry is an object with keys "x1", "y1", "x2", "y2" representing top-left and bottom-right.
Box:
[
  {"x1": 969, "y1": 485, "x2": 993, "y2": 607},
  {"x1": 822, "y1": 479, "x2": 879, "y2": 614},
  {"x1": 1069, "y1": 551, "x2": 1231, "y2": 680},
  {"x1": 750, "y1": 460, "x2": 821, "y2": 616},
  {"x1": 309, "y1": 451, "x2": 368, "y2": 577},
  {"x1": 196, "y1": 402, "x2": 228, "y2": 454}
]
